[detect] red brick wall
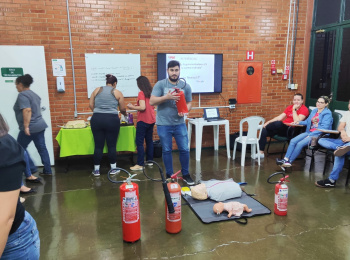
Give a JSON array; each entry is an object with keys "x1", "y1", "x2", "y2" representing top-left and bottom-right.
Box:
[{"x1": 0, "y1": 0, "x2": 313, "y2": 158}]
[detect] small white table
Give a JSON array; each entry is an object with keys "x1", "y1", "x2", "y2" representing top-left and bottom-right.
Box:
[{"x1": 187, "y1": 118, "x2": 231, "y2": 161}]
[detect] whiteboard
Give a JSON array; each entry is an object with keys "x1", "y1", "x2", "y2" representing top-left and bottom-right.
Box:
[{"x1": 85, "y1": 54, "x2": 140, "y2": 97}]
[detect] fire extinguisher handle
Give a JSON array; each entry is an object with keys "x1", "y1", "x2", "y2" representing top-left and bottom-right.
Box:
[{"x1": 162, "y1": 182, "x2": 175, "y2": 213}]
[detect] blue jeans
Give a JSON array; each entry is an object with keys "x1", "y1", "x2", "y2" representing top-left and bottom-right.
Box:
[
  {"x1": 1, "y1": 211, "x2": 40, "y2": 260},
  {"x1": 157, "y1": 124, "x2": 190, "y2": 177},
  {"x1": 136, "y1": 121, "x2": 155, "y2": 166},
  {"x1": 318, "y1": 138, "x2": 350, "y2": 181},
  {"x1": 285, "y1": 132, "x2": 313, "y2": 163},
  {"x1": 17, "y1": 130, "x2": 52, "y2": 174}
]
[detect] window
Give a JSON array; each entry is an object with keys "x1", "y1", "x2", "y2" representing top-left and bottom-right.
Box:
[{"x1": 314, "y1": 0, "x2": 341, "y2": 27}]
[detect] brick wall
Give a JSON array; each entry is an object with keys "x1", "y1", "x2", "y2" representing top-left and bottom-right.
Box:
[{"x1": 0, "y1": 0, "x2": 313, "y2": 158}]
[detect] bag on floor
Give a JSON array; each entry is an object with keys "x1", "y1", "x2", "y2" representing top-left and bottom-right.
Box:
[{"x1": 153, "y1": 140, "x2": 162, "y2": 158}]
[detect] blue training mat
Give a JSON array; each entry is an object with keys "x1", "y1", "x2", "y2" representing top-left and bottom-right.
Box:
[{"x1": 182, "y1": 191, "x2": 271, "y2": 224}]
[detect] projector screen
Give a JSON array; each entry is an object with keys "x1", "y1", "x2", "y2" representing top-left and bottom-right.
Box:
[{"x1": 157, "y1": 53, "x2": 223, "y2": 94}]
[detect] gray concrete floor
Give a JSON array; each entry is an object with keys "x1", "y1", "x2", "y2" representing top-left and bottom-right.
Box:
[{"x1": 22, "y1": 146, "x2": 350, "y2": 260}]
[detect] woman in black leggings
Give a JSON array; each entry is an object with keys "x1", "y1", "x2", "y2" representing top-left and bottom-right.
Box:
[{"x1": 89, "y1": 74, "x2": 127, "y2": 176}]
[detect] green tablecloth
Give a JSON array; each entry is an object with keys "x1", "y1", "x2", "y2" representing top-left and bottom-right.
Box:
[{"x1": 56, "y1": 126, "x2": 136, "y2": 157}]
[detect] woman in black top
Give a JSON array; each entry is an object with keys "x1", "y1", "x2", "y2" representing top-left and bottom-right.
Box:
[{"x1": 0, "y1": 114, "x2": 40, "y2": 259}]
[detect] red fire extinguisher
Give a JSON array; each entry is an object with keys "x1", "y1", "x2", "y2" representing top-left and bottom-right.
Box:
[
  {"x1": 267, "y1": 172, "x2": 290, "y2": 216},
  {"x1": 108, "y1": 169, "x2": 140, "y2": 242},
  {"x1": 142, "y1": 160, "x2": 182, "y2": 234},
  {"x1": 165, "y1": 181, "x2": 182, "y2": 233},
  {"x1": 172, "y1": 88, "x2": 188, "y2": 114}
]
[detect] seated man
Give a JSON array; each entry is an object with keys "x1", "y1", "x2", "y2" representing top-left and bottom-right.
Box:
[{"x1": 316, "y1": 99, "x2": 350, "y2": 188}]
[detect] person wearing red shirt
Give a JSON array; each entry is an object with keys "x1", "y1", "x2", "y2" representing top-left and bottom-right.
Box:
[
  {"x1": 127, "y1": 76, "x2": 156, "y2": 170},
  {"x1": 252, "y1": 93, "x2": 309, "y2": 159}
]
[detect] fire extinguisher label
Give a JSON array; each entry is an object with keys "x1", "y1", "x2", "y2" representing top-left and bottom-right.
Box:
[
  {"x1": 123, "y1": 191, "x2": 139, "y2": 224},
  {"x1": 275, "y1": 188, "x2": 288, "y2": 211},
  {"x1": 167, "y1": 191, "x2": 181, "y2": 222}
]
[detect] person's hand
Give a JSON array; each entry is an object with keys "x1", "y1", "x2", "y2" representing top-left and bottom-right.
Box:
[
  {"x1": 263, "y1": 121, "x2": 270, "y2": 128},
  {"x1": 291, "y1": 121, "x2": 299, "y2": 125},
  {"x1": 340, "y1": 131, "x2": 348, "y2": 142},
  {"x1": 24, "y1": 127, "x2": 30, "y2": 136},
  {"x1": 178, "y1": 112, "x2": 188, "y2": 117},
  {"x1": 166, "y1": 90, "x2": 180, "y2": 101},
  {"x1": 293, "y1": 104, "x2": 301, "y2": 111},
  {"x1": 127, "y1": 103, "x2": 134, "y2": 109}
]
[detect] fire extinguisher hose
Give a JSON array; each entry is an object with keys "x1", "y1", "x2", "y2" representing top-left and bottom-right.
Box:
[
  {"x1": 267, "y1": 172, "x2": 286, "y2": 184},
  {"x1": 143, "y1": 160, "x2": 175, "y2": 214},
  {"x1": 107, "y1": 167, "x2": 138, "y2": 184}
]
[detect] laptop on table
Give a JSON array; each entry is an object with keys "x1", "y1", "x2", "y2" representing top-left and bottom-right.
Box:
[{"x1": 203, "y1": 108, "x2": 225, "y2": 122}]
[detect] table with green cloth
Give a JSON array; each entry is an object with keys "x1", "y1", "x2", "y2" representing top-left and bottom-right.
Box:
[{"x1": 56, "y1": 126, "x2": 136, "y2": 157}]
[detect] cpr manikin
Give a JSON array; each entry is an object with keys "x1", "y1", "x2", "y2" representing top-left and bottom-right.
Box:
[
  {"x1": 190, "y1": 179, "x2": 242, "y2": 201},
  {"x1": 213, "y1": 202, "x2": 252, "y2": 218}
]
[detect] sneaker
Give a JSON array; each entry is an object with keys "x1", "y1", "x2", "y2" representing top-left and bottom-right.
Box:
[
  {"x1": 182, "y1": 174, "x2": 195, "y2": 186},
  {"x1": 145, "y1": 162, "x2": 154, "y2": 166},
  {"x1": 92, "y1": 170, "x2": 100, "y2": 177},
  {"x1": 130, "y1": 165, "x2": 143, "y2": 171},
  {"x1": 109, "y1": 168, "x2": 120, "y2": 175},
  {"x1": 251, "y1": 153, "x2": 265, "y2": 159},
  {"x1": 276, "y1": 158, "x2": 292, "y2": 167},
  {"x1": 334, "y1": 145, "x2": 350, "y2": 157},
  {"x1": 315, "y1": 178, "x2": 336, "y2": 188}
]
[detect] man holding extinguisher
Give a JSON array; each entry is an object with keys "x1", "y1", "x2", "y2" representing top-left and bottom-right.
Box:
[{"x1": 150, "y1": 60, "x2": 195, "y2": 185}]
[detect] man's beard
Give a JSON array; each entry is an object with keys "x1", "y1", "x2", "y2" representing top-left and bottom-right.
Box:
[{"x1": 169, "y1": 75, "x2": 179, "y2": 82}]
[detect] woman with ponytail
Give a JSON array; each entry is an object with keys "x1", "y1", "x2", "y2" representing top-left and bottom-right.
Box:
[{"x1": 89, "y1": 74, "x2": 127, "y2": 176}]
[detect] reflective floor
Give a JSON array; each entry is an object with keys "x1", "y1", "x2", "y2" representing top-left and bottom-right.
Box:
[{"x1": 22, "y1": 146, "x2": 350, "y2": 260}]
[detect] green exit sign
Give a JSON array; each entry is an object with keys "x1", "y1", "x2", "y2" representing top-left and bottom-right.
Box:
[{"x1": 1, "y1": 68, "x2": 23, "y2": 77}]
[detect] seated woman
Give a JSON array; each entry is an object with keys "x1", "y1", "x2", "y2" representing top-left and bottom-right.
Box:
[
  {"x1": 315, "y1": 99, "x2": 350, "y2": 188},
  {"x1": 252, "y1": 93, "x2": 309, "y2": 159},
  {"x1": 276, "y1": 95, "x2": 333, "y2": 167}
]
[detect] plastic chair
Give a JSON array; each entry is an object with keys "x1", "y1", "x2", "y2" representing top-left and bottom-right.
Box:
[{"x1": 232, "y1": 116, "x2": 265, "y2": 166}]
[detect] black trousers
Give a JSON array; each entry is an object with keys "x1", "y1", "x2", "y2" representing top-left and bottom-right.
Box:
[
  {"x1": 259, "y1": 121, "x2": 289, "y2": 151},
  {"x1": 90, "y1": 113, "x2": 120, "y2": 165}
]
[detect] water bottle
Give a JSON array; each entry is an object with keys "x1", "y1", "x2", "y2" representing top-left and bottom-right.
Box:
[{"x1": 128, "y1": 113, "x2": 134, "y2": 125}]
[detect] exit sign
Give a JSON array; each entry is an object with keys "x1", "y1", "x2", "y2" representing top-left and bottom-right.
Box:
[{"x1": 1, "y1": 68, "x2": 23, "y2": 77}]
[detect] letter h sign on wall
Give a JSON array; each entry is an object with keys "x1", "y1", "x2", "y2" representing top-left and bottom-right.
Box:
[{"x1": 246, "y1": 51, "x2": 254, "y2": 60}]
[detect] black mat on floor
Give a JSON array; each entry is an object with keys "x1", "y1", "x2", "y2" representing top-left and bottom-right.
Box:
[{"x1": 182, "y1": 191, "x2": 271, "y2": 224}]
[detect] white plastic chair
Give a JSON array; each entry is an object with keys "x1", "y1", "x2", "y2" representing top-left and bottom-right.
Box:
[{"x1": 232, "y1": 116, "x2": 265, "y2": 166}]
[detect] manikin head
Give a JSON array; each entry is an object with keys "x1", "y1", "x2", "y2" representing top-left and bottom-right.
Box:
[
  {"x1": 190, "y1": 183, "x2": 208, "y2": 200},
  {"x1": 213, "y1": 202, "x2": 224, "y2": 215}
]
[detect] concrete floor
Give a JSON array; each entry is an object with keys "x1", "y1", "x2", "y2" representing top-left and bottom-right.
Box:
[{"x1": 22, "y1": 146, "x2": 350, "y2": 260}]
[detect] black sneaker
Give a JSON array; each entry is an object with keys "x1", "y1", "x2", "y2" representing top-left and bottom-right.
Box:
[
  {"x1": 182, "y1": 174, "x2": 195, "y2": 186},
  {"x1": 315, "y1": 178, "x2": 336, "y2": 188},
  {"x1": 276, "y1": 158, "x2": 292, "y2": 167}
]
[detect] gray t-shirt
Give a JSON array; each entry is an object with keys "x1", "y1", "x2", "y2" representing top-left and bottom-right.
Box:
[
  {"x1": 13, "y1": 90, "x2": 47, "y2": 133},
  {"x1": 151, "y1": 79, "x2": 192, "y2": 125},
  {"x1": 93, "y1": 86, "x2": 119, "y2": 115}
]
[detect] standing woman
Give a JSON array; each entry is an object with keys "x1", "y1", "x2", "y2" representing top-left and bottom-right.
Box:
[
  {"x1": 276, "y1": 95, "x2": 333, "y2": 167},
  {"x1": 0, "y1": 114, "x2": 40, "y2": 259},
  {"x1": 127, "y1": 76, "x2": 156, "y2": 170},
  {"x1": 89, "y1": 74, "x2": 127, "y2": 176},
  {"x1": 14, "y1": 74, "x2": 52, "y2": 175}
]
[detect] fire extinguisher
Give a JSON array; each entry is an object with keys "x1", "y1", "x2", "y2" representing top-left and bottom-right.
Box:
[
  {"x1": 267, "y1": 172, "x2": 290, "y2": 216},
  {"x1": 142, "y1": 160, "x2": 181, "y2": 234},
  {"x1": 171, "y1": 78, "x2": 188, "y2": 114},
  {"x1": 172, "y1": 88, "x2": 188, "y2": 114},
  {"x1": 108, "y1": 169, "x2": 141, "y2": 242}
]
